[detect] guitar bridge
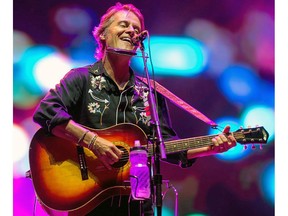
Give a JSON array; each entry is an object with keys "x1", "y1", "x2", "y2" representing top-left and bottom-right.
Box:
[{"x1": 77, "y1": 145, "x2": 88, "y2": 180}]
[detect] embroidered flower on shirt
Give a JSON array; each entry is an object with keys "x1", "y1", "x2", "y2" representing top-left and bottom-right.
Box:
[
  {"x1": 134, "y1": 81, "x2": 149, "y2": 100},
  {"x1": 87, "y1": 102, "x2": 100, "y2": 113},
  {"x1": 91, "y1": 75, "x2": 107, "y2": 90},
  {"x1": 139, "y1": 111, "x2": 150, "y2": 124}
]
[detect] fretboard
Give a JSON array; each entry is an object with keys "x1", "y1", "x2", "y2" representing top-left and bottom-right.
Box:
[{"x1": 146, "y1": 131, "x2": 249, "y2": 156}]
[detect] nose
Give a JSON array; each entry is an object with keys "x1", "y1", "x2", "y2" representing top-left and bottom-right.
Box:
[{"x1": 126, "y1": 25, "x2": 136, "y2": 36}]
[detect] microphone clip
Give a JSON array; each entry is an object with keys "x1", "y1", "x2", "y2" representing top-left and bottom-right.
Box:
[{"x1": 132, "y1": 30, "x2": 148, "y2": 46}]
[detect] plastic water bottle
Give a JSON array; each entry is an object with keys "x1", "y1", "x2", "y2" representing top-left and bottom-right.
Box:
[{"x1": 129, "y1": 140, "x2": 151, "y2": 200}]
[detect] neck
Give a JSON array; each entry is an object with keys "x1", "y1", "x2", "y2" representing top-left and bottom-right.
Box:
[{"x1": 102, "y1": 52, "x2": 131, "y2": 90}]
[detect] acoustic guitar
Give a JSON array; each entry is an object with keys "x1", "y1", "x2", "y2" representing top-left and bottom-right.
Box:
[{"x1": 28, "y1": 123, "x2": 269, "y2": 215}]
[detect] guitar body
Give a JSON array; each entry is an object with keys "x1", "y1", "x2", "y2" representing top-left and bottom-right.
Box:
[
  {"x1": 29, "y1": 123, "x2": 148, "y2": 215},
  {"x1": 29, "y1": 121, "x2": 268, "y2": 215}
]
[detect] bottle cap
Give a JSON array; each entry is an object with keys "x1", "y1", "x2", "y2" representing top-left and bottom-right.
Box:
[
  {"x1": 130, "y1": 140, "x2": 147, "y2": 152},
  {"x1": 134, "y1": 140, "x2": 141, "y2": 147}
]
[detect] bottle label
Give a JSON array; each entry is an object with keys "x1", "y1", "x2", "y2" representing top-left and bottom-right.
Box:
[{"x1": 130, "y1": 166, "x2": 151, "y2": 200}]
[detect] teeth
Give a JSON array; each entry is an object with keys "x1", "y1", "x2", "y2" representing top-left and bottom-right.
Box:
[{"x1": 121, "y1": 38, "x2": 131, "y2": 42}]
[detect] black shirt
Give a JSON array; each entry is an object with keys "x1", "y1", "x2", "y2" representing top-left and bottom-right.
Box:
[{"x1": 33, "y1": 61, "x2": 195, "y2": 167}]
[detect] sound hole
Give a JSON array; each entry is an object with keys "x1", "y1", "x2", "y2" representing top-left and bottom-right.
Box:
[{"x1": 112, "y1": 146, "x2": 129, "y2": 168}]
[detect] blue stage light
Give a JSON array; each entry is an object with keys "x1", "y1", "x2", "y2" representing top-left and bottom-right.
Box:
[
  {"x1": 131, "y1": 36, "x2": 208, "y2": 77},
  {"x1": 218, "y1": 64, "x2": 260, "y2": 105},
  {"x1": 14, "y1": 45, "x2": 58, "y2": 108},
  {"x1": 240, "y1": 105, "x2": 274, "y2": 142},
  {"x1": 17, "y1": 45, "x2": 58, "y2": 93},
  {"x1": 208, "y1": 116, "x2": 253, "y2": 161},
  {"x1": 259, "y1": 161, "x2": 274, "y2": 205}
]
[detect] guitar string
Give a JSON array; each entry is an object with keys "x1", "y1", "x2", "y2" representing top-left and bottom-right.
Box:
[{"x1": 109, "y1": 130, "x2": 262, "y2": 162}]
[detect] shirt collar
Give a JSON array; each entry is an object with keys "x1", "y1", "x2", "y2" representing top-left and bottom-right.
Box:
[{"x1": 89, "y1": 61, "x2": 137, "y2": 91}]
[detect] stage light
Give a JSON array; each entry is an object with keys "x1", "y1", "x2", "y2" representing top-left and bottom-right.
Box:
[
  {"x1": 256, "y1": 80, "x2": 274, "y2": 107},
  {"x1": 184, "y1": 19, "x2": 236, "y2": 76},
  {"x1": 34, "y1": 52, "x2": 72, "y2": 91},
  {"x1": 240, "y1": 10, "x2": 274, "y2": 74},
  {"x1": 53, "y1": 5, "x2": 93, "y2": 35},
  {"x1": 14, "y1": 45, "x2": 59, "y2": 108},
  {"x1": 131, "y1": 36, "x2": 208, "y2": 77},
  {"x1": 218, "y1": 64, "x2": 260, "y2": 106},
  {"x1": 13, "y1": 75, "x2": 42, "y2": 109},
  {"x1": 240, "y1": 105, "x2": 274, "y2": 142},
  {"x1": 155, "y1": 206, "x2": 173, "y2": 216},
  {"x1": 208, "y1": 116, "x2": 252, "y2": 161},
  {"x1": 259, "y1": 161, "x2": 274, "y2": 205},
  {"x1": 16, "y1": 45, "x2": 58, "y2": 92},
  {"x1": 13, "y1": 30, "x2": 34, "y2": 63},
  {"x1": 13, "y1": 124, "x2": 29, "y2": 164}
]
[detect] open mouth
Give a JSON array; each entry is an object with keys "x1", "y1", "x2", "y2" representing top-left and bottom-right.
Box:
[{"x1": 120, "y1": 37, "x2": 133, "y2": 45}]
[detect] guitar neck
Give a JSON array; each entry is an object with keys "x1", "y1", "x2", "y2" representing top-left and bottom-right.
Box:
[
  {"x1": 147, "y1": 130, "x2": 262, "y2": 156},
  {"x1": 147, "y1": 134, "x2": 218, "y2": 156},
  {"x1": 165, "y1": 134, "x2": 216, "y2": 154}
]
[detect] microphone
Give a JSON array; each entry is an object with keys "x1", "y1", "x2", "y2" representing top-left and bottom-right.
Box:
[{"x1": 132, "y1": 30, "x2": 148, "y2": 46}]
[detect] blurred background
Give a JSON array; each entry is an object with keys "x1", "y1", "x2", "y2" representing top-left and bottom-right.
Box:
[{"x1": 13, "y1": 0, "x2": 274, "y2": 215}]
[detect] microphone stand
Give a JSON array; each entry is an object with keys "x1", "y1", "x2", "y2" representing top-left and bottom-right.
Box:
[{"x1": 138, "y1": 40, "x2": 166, "y2": 216}]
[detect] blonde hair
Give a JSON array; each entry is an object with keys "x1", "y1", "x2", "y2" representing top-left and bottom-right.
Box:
[{"x1": 92, "y1": 2, "x2": 145, "y2": 60}]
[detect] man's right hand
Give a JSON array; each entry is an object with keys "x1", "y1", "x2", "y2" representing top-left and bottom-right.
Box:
[{"x1": 91, "y1": 136, "x2": 123, "y2": 170}]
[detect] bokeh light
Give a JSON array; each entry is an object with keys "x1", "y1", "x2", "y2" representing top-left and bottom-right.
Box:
[
  {"x1": 239, "y1": 10, "x2": 274, "y2": 73},
  {"x1": 240, "y1": 105, "x2": 274, "y2": 141},
  {"x1": 186, "y1": 213, "x2": 208, "y2": 216},
  {"x1": 184, "y1": 19, "x2": 236, "y2": 76},
  {"x1": 13, "y1": 124, "x2": 29, "y2": 164},
  {"x1": 208, "y1": 116, "x2": 253, "y2": 161},
  {"x1": 34, "y1": 52, "x2": 73, "y2": 91},
  {"x1": 132, "y1": 36, "x2": 208, "y2": 76},
  {"x1": 14, "y1": 45, "x2": 60, "y2": 109},
  {"x1": 218, "y1": 64, "x2": 260, "y2": 106},
  {"x1": 259, "y1": 160, "x2": 274, "y2": 205},
  {"x1": 13, "y1": 30, "x2": 34, "y2": 63},
  {"x1": 53, "y1": 5, "x2": 93, "y2": 35}
]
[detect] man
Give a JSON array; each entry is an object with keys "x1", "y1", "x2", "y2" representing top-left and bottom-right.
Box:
[{"x1": 33, "y1": 2, "x2": 236, "y2": 216}]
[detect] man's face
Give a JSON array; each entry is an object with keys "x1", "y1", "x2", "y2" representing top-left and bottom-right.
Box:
[{"x1": 103, "y1": 10, "x2": 142, "y2": 52}]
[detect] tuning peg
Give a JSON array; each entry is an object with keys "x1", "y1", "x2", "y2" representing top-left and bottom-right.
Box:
[
  {"x1": 251, "y1": 144, "x2": 256, "y2": 150},
  {"x1": 243, "y1": 145, "x2": 248, "y2": 150},
  {"x1": 260, "y1": 144, "x2": 263, "y2": 150}
]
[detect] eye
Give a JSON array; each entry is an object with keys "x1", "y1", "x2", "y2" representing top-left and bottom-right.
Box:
[
  {"x1": 119, "y1": 21, "x2": 127, "y2": 28},
  {"x1": 120, "y1": 21, "x2": 129, "y2": 28},
  {"x1": 134, "y1": 28, "x2": 140, "y2": 34}
]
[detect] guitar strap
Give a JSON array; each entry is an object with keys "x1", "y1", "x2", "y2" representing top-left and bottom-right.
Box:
[{"x1": 137, "y1": 76, "x2": 218, "y2": 128}]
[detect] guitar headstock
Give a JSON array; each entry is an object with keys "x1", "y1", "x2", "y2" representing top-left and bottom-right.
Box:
[{"x1": 234, "y1": 126, "x2": 269, "y2": 145}]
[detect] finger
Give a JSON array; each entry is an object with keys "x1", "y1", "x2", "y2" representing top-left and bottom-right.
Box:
[
  {"x1": 226, "y1": 137, "x2": 233, "y2": 145},
  {"x1": 219, "y1": 134, "x2": 228, "y2": 143},
  {"x1": 212, "y1": 138, "x2": 219, "y2": 146},
  {"x1": 214, "y1": 135, "x2": 226, "y2": 145},
  {"x1": 99, "y1": 156, "x2": 112, "y2": 170},
  {"x1": 111, "y1": 145, "x2": 123, "y2": 158},
  {"x1": 96, "y1": 153, "x2": 112, "y2": 170},
  {"x1": 108, "y1": 150, "x2": 121, "y2": 163},
  {"x1": 107, "y1": 156, "x2": 117, "y2": 165},
  {"x1": 223, "y1": 125, "x2": 231, "y2": 134}
]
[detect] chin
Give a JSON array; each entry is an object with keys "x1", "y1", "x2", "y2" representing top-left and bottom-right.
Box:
[{"x1": 120, "y1": 46, "x2": 134, "y2": 51}]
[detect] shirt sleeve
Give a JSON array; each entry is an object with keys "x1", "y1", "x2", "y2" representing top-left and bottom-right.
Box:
[
  {"x1": 155, "y1": 92, "x2": 196, "y2": 168},
  {"x1": 33, "y1": 68, "x2": 86, "y2": 132}
]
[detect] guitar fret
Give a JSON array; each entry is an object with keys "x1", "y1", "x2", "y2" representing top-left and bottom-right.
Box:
[
  {"x1": 152, "y1": 128, "x2": 266, "y2": 156},
  {"x1": 165, "y1": 135, "x2": 214, "y2": 154}
]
